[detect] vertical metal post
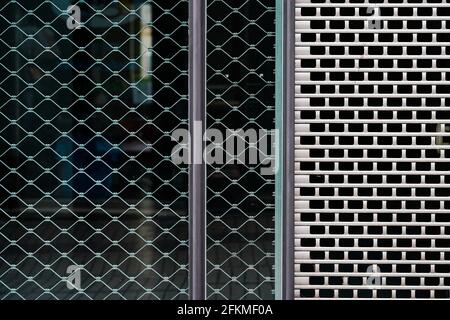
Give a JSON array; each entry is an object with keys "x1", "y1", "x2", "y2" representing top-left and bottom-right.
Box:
[
  {"x1": 282, "y1": 0, "x2": 295, "y2": 300},
  {"x1": 188, "y1": 0, "x2": 206, "y2": 300},
  {"x1": 274, "y1": 0, "x2": 284, "y2": 300},
  {"x1": 275, "y1": 0, "x2": 295, "y2": 300}
]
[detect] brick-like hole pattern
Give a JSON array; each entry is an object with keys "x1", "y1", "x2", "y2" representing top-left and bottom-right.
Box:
[{"x1": 295, "y1": 0, "x2": 450, "y2": 299}]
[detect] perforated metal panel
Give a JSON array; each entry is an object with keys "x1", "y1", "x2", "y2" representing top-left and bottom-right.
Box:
[
  {"x1": 206, "y1": 0, "x2": 276, "y2": 300},
  {"x1": 0, "y1": 0, "x2": 189, "y2": 300},
  {"x1": 295, "y1": 0, "x2": 450, "y2": 299}
]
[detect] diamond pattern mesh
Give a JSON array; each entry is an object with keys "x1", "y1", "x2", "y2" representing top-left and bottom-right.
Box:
[
  {"x1": 295, "y1": 0, "x2": 450, "y2": 299},
  {"x1": 0, "y1": 0, "x2": 189, "y2": 299},
  {"x1": 206, "y1": 0, "x2": 276, "y2": 300}
]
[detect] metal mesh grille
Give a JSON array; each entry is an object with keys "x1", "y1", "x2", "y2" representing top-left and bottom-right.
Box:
[
  {"x1": 206, "y1": 0, "x2": 276, "y2": 300},
  {"x1": 0, "y1": 0, "x2": 189, "y2": 299},
  {"x1": 295, "y1": 0, "x2": 450, "y2": 299}
]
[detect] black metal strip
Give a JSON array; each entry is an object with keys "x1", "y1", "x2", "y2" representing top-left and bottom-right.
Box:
[
  {"x1": 188, "y1": 0, "x2": 206, "y2": 300},
  {"x1": 283, "y1": 0, "x2": 295, "y2": 300}
]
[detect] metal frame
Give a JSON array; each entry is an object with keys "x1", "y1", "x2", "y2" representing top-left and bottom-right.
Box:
[
  {"x1": 282, "y1": 0, "x2": 295, "y2": 301},
  {"x1": 275, "y1": 0, "x2": 295, "y2": 300},
  {"x1": 188, "y1": 0, "x2": 206, "y2": 300}
]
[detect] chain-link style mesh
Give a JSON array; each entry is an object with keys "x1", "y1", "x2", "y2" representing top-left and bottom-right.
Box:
[
  {"x1": 0, "y1": 0, "x2": 189, "y2": 299},
  {"x1": 206, "y1": 0, "x2": 276, "y2": 300},
  {"x1": 295, "y1": 0, "x2": 450, "y2": 299}
]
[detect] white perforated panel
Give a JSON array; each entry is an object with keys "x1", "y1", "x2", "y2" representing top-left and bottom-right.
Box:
[{"x1": 294, "y1": 0, "x2": 450, "y2": 299}]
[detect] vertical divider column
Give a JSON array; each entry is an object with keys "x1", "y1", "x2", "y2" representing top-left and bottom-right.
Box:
[
  {"x1": 282, "y1": 0, "x2": 295, "y2": 300},
  {"x1": 275, "y1": 0, "x2": 295, "y2": 300},
  {"x1": 188, "y1": 0, "x2": 206, "y2": 300}
]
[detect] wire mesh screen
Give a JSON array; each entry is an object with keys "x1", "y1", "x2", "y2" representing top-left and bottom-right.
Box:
[
  {"x1": 295, "y1": 0, "x2": 450, "y2": 299},
  {"x1": 206, "y1": 0, "x2": 276, "y2": 300},
  {"x1": 0, "y1": 0, "x2": 189, "y2": 299}
]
